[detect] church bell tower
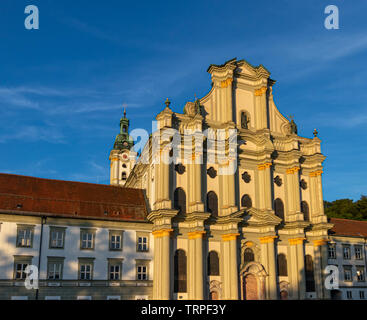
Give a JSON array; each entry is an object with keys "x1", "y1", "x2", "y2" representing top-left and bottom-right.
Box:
[{"x1": 109, "y1": 108, "x2": 136, "y2": 186}]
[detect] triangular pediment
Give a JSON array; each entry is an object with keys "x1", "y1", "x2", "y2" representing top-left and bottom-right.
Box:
[{"x1": 244, "y1": 207, "x2": 282, "y2": 226}]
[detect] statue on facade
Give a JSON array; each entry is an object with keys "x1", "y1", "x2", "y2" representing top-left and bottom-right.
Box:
[
  {"x1": 241, "y1": 112, "x2": 250, "y2": 129},
  {"x1": 289, "y1": 115, "x2": 298, "y2": 135}
]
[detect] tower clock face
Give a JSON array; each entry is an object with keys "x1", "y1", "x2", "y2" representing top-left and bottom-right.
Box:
[{"x1": 122, "y1": 153, "x2": 128, "y2": 160}]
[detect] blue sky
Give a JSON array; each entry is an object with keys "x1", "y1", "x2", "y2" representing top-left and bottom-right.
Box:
[{"x1": 0, "y1": 0, "x2": 366, "y2": 201}]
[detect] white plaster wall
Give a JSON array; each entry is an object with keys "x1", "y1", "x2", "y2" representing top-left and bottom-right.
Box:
[{"x1": 0, "y1": 221, "x2": 153, "y2": 281}]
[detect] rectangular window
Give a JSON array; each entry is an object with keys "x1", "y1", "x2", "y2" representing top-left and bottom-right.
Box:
[
  {"x1": 137, "y1": 265, "x2": 147, "y2": 280},
  {"x1": 78, "y1": 258, "x2": 94, "y2": 280},
  {"x1": 137, "y1": 237, "x2": 148, "y2": 252},
  {"x1": 15, "y1": 263, "x2": 28, "y2": 280},
  {"x1": 355, "y1": 246, "x2": 363, "y2": 260},
  {"x1": 80, "y1": 264, "x2": 92, "y2": 280},
  {"x1": 328, "y1": 244, "x2": 336, "y2": 259},
  {"x1": 47, "y1": 258, "x2": 64, "y2": 280},
  {"x1": 356, "y1": 267, "x2": 365, "y2": 282},
  {"x1": 109, "y1": 265, "x2": 120, "y2": 280},
  {"x1": 49, "y1": 227, "x2": 66, "y2": 249},
  {"x1": 360, "y1": 291, "x2": 365, "y2": 299},
  {"x1": 13, "y1": 256, "x2": 32, "y2": 280},
  {"x1": 16, "y1": 226, "x2": 34, "y2": 248},
  {"x1": 80, "y1": 229, "x2": 96, "y2": 250},
  {"x1": 343, "y1": 246, "x2": 351, "y2": 260},
  {"x1": 109, "y1": 230, "x2": 123, "y2": 251},
  {"x1": 347, "y1": 291, "x2": 353, "y2": 299},
  {"x1": 344, "y1": 267, "x2": 352, "y2": 282}
]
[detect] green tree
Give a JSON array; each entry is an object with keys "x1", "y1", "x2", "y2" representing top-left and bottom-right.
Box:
[{"x1": 324, "y1": 196, "x2": 367, "y2": 221}]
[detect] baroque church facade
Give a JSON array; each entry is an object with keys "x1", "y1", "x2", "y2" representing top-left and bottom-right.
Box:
[
  {"x1": 1, "y1": 58, "x2": 365, "y2": 300},
  {"x1": 110, "y1": 58, "x2": 332, "y2": 300}
]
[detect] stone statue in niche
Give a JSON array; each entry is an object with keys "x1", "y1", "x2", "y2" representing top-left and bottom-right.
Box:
[
  {"x1": 300, "y1": 179, "x2": 308, "y2": 190},
  {"x1": 241, "y1": 112, "x2": 250, "y2": 129}
]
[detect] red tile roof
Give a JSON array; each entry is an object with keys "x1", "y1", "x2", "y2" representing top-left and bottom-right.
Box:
[
  {"x1": 329, "y1": 218, "x2": 367, "y2": 238},
  {"x1": 0, "y1": 173, "x2": 148, "y2": 222}
]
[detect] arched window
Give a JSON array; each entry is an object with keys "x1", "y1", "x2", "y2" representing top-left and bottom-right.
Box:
[
  {"x1": 121, "y1": 172, "x2": 127, "y2": 181},
  {"x1": 207, "y1": 191, "x2": 218, "y2": 217},
  {"x1": 123, "y1": 125, "x2": 127, "y2": 133},
  {"x1": 244, "y1": 248, "x2": 255, "y2": 265},
  {"x1": 277, "y1": 254, "x2": 288, "y2": 276},
  {"x1": 274, "y1": 198, "x2": 284, "y2": 220},
  {"x1": 301, "y1": 201, "x2": 310, "y2": 221},
  {"x1": 174, "y1": 249, "x2": 187, "y2": 293},
  {"x1": 305, "y1": 255, "x2": 315, "y2": 292},
  {"x1": 174, "y1": 188, "x2": 186, "y2": 215},
  {"x1": 208, "y1": 251, "x2": 219, "y2": 276},
  {"x1": 241, "y1": 194, "x2": 252, "y2": 209},
  {"x1": 122, "y1": 164, "x2": 127, "y2": 168}
]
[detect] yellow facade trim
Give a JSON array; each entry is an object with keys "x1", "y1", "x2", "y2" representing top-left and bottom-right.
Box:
[
  {"x1": 188, "y1": 231, "x2": 206, "y2": 240},
  {"x1": 288, "y1": 237, "x2": 306, "y2": 245},
  {"x1": 259, "y1": 236, "x2": 277, "y2": 244},
  {"x1": 313, "y1": 239, "x2": 328, "y2": 247},
  {"x1": 111, "y1": 158, "x2": 119, "y2": 162},
  {"x1": 286, "y1": 167, "x2": 300, "y2": 174},
  {"x1": 221, "y1": 233, "x2": 240, "y2": 241},
  {"x1": 309, "y1": 170, "x2": 323, "y2": 177},
  {"x1": 220, "y1": 78, "x2": 233, "y2": 88},
  {"x1": 254, "y1": 86, "x2": 267, "y2": 96},
  {"x1": 152, "y1": 228, "x2": 173, "y2": 238},
  {"x1": 246, "y1": 241, "x2": 254, "y2": 247},
  {"x1": 258, "y1": 162, "x2": 272, "y2": 170}
]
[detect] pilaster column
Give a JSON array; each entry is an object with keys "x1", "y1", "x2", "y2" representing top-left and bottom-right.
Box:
[
  {"x1": 219, "y1": 160, "x2": 237, "y2": 215},
  {"x1": 257, "y1": 163, "x2": 272, "y2": 210},
  {"x1": 221, "y1": 233, "x2": 239, "y2": 299},
  {"x1": 288, "y1": 237, "x2": 306, "y2": 299},
  {"x1": 309, "y1": 170, "x2": 323, "y2": 218},
  {"x1": 260, "y1": 236, "x2": 278, "y2": 299},
  {"x1": 152, "y1": 228, "x2": 173, "y2": 300},
  {"x1": 313, "y1": 239, "x2": 330, "y2": 299},
  {"x1": 254, "y1": 86, "x2": 268, "y2": 129},
  {"x1": 188, "y1": 231, "x2": 205, "y2": 299},
  {"x1": 285, "y1": 167, "x2": 301, "y2": 220}
]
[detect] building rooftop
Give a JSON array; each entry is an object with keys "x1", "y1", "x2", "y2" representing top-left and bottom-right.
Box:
[
  {"x1": 0, "y1": 173, "x2": 148, "y2": 222},
  {"x1": 329, "y1": 217, "x2": 367, "y2": 238}
]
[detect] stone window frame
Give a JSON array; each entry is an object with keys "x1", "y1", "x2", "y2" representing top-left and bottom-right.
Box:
[
  {"x1": 356, "y1": 266, "x2": 365, "y2": 282},
  {"x1": 78, "y1": 257, "x2": 95, "y2": 280},
  {"x1": 342, "y1": 244, "x2": 351, "y2": 260},
  {"x1": 109, "y1": 230, "x2": 124, "y2": 251},
  {"x1": 107, "y1": 258, "x2": 124, "y2": 281},
  {"x1": 354, "y1": 245, "x2": 363, "y2": 260},
  {"x1": 47, "y1": 256, "x2": 65, "y2": 280},
  {"x1": 80, "y1": 228, "x2": 96, "y2": 251},
  {"x1": 136, "y1": 232, "x2": 150, "y2": 252},
  {"x1": 135, "y1": 259, "x2": 150, "y2": 281},
  {"x1": 360, "y1": 291, "x2": 365, "y2": 299},
  {"x1": 346, "y1": 290, "x2": 353, "y2": 299},
  {"x1": 16, "y1": 224, "x2": 35, "y2": 248},
  {"x1": 13, "y1": 255, "x2": 33, "y2": 280},
  {"x1": 49, "y1": 226, "x2": 66, "y2": 249},
  {"x1": 343, "y1": 265, "x2": 353, "y2": 282},
  {"x1": 328, "y1": 243, "x2": 336, "y2": 259}
]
